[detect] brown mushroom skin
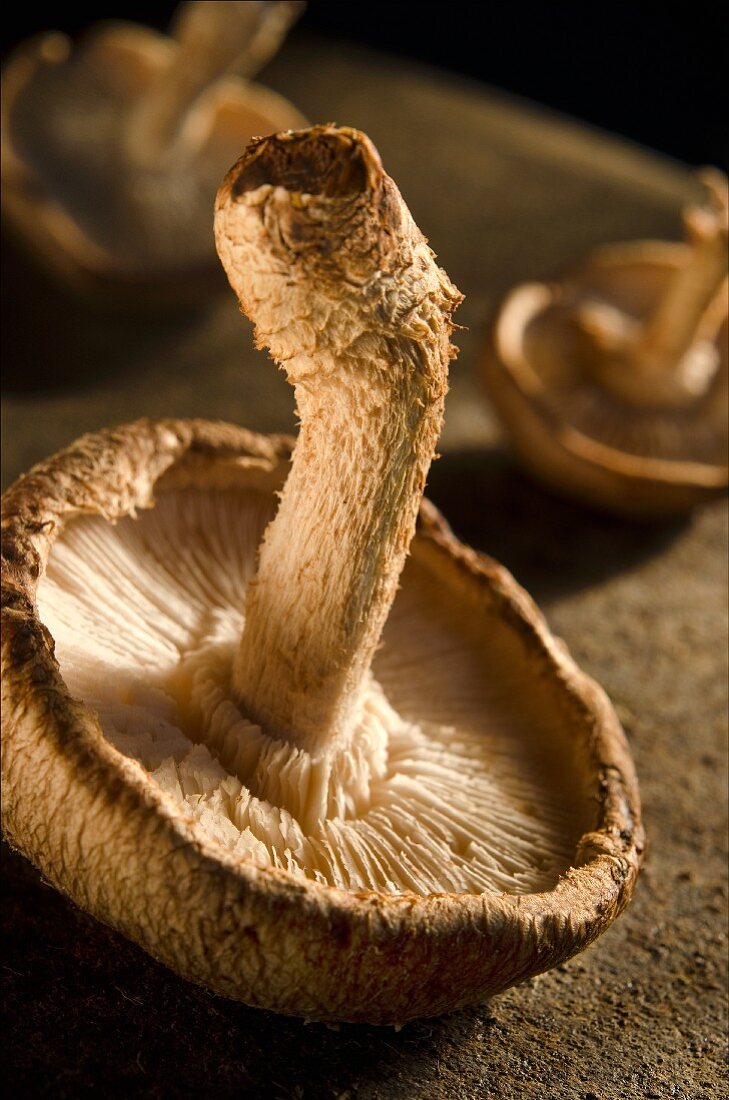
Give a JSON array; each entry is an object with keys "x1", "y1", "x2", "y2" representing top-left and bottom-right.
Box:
[{"x1": 2, "y1": 419, "x2": 644, "y2": 1024}]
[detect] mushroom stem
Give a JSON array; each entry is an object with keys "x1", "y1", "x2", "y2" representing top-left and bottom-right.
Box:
[
  {"x1": 633, "y1": 169, "x2": 728, "y2": 373},
  {"x1": 124, "y1": 1, "x2": 303, "y2": 164},
  {"x1": 214, "y1": 126, "x2": 461, "y2": 756}
]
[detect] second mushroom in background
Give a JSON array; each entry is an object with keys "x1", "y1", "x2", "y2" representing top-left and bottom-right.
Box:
[
  {"x1": 1, "y1": 1, "x2": 307, "y2": 299},
  {"x1": 483, "y1": 170, "x2": 728, "y2": 517}
]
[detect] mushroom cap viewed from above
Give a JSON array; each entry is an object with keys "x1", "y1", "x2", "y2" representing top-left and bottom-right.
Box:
[
  {"x1": 483, "y1": 170, "x2": 728, "y2": 517},
  {"x1": 2, "y1": 125, "x2": 643, "y2": 1025},
  {"x1": 1, "y1": 1, "x2": 306, "y2": 295}
]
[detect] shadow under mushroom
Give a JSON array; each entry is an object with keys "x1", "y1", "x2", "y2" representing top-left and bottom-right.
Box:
[
  {"x1": 0, "y1": 235, "x2": 217, "y2": 395},
  {"x1": 1, "y1": 840, "x2": 487, "y2": 1098},
  {"x1": 425, "y1": 446, "x2": 688, "y2": 603}
]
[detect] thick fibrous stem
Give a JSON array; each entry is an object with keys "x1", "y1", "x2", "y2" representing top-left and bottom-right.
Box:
[{"x1": 214, "y1": 126, "x2": 461, "y2": 756}]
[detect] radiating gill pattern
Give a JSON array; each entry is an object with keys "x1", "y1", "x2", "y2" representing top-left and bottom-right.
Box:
[{"x1": 37, "y1": 488, "x2": 590, "y2": 896}]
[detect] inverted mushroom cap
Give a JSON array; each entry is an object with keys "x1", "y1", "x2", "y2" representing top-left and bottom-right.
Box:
[
  {"x1": 2, "y1": 419, "x2": 642, "y2": 1023},
  {"x1": 1, "y1": 3, "x2": 307, "y2": 296},
  {"x1": 2, "y1": 126, "x2": 643, "y2": 1023},
  {"x1": 483, "y1": 172, "x2": 728, "y2": 517}
]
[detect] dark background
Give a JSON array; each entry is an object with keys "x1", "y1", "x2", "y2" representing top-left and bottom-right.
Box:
[{"x1": 2, "y1": 1, "x2": 726, "y2": 170}]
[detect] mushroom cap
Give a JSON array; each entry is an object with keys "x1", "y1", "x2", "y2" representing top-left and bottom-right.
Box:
[
  {"x1": 1, "y1": 419, "x2": 643, "y2": 1024},
  {"x1": 1, "y1": 23, "x2": 307, "y2": 298},
  {"x1": 483, "y1": 243, "x2": 728, "y2": 517}
]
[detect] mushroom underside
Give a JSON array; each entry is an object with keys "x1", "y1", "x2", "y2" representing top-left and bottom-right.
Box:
[
  {"x1": 36, "y1": 471, "x2": 599, "y2": 899},
  {"x1": 509, "y1": 261, "x2": 727, "y2": 466}
]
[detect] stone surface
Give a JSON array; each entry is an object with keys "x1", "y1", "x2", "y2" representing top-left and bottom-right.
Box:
[{"x1": 2, "y1": 31, "x2": 727, "y2": 1100}]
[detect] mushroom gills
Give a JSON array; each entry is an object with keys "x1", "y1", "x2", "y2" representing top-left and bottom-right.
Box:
[
  {"x1": 37, "y1": 483, "x2": 596, "y2": 898},
  {"x1": 521, "y1": 295, "x2": 727, "y2": 465}
]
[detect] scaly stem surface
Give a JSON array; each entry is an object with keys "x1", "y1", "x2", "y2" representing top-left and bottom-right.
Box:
[{"x1": 214, "y1": 126, "x2": 461, "y2": 756}]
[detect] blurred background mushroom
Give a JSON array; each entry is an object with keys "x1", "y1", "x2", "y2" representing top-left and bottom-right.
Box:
[
  {"x1": 482, "y1": 170, "x2": 728, "y2": 516},
  {"x1": 1, "y1": 1, "x2": 306, "y2": 298}
]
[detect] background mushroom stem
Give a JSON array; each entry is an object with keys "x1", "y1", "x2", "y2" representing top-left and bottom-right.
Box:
[
  {"x1": 214, "y1": 125, "x2": 461, "y2": 757},
  {"x1": 632, "y1": 169, "x2": 728, "y2": 374},
  {"x1": 123, "y1": 1, "x2": 304, "y2": 165}
]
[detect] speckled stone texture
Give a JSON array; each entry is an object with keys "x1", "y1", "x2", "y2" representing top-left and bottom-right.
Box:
[{"x1": 2, "y1": 32, "x2": 727, "y2": 1100}]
